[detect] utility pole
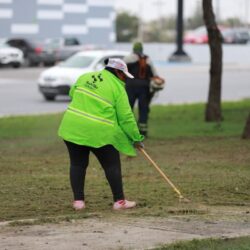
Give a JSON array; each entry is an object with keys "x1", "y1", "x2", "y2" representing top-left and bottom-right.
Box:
[
  {"x1": 169, "y1": 0, "x2": 191, "y2": 62},
  {"x1": 215, "y1": 0, "x2": 220, "y2": 23},
  {"x1": 137, "y1": 1, "x2": 144, "y2": 41},
  {"x1": 245, "y1": 0, "x2": 249, "y2": 28},
  {"x1": 153, "y1": 0, "x2": 165, "y2": 31}
]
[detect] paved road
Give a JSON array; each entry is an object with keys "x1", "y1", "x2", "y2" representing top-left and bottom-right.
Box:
[
  {"x1": 0, "y1": 67, "x2": 69, "y2": 117},
  {"x1": 155, "y1": 63, "x2": 250, "y2": 104},
  {"x1": 0, "y1": 63, "x2": 250, "y2": 117},
  {"x1": 115, "y1": 43, "x2": 250, "y2": 64}
]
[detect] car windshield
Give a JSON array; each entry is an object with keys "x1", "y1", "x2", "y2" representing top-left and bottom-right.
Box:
[
  {"x1": 0, "y1": 42, "x2": 10, "y2": 48},
  {"x1": 59, "y1": 54, "x2": 95, "y2": 68},
  {"x1": 44, "y1": 38, "x2": 61, "y2": 49}
]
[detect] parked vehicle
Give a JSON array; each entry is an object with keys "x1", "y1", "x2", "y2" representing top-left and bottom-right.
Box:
[
  {"x1": 0, "y1": 39, "x2": 23, "y2": 68},
  {"x1": 222, "y1": 28, "x2": 250, "y2": 44},
  {"x1": 43, "y1": 37, "x2": 98, "y2": 65},
  {"x1": 184, "y1": 26, "x2": 225, "y2": 44},
  {"x1": 184, "y1": 26, "x2": 208, "y2": 44},
  {"x1": 38, "y1": 50, "x2": 129, "y2": 101},
  {"x1": 6, "y1": 38, "x2": 54, "y2": 66},
  {"x1": 46, "y1": 37, "x2": 81, "y2": 47}
]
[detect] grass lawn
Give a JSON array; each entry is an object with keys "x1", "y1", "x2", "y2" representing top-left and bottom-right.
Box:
[
  {"x1": 0, "y1": 100, "x2": 249, "y2": 222},
  {"x1": 156, "y1": 236, "x2": 250, "y2": 250}
]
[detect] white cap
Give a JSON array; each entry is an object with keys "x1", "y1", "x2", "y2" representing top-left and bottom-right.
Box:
[{"x1": 106, "y1": 58, "x2": 134, "y2": 79}]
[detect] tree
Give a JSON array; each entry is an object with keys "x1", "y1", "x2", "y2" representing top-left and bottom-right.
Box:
[
  {"x1": 116, "y1": 12, "x2": 139, "y2": 42},
  {"x1": 202, "y1": 0, "x2": 223, "y2": 122},
  {"x1": 242, "y1": 113, "x2": 250, "y2": 139},
  {"x1": 221, "y1": 17, "x2": 243, "y2": 27},
  {"x1": 141, "y1": 16, "x2": 176, "y2": 42}
]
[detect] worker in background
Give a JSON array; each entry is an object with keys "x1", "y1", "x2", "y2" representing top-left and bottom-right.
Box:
[{"x1": 124, "y1": 42, "x2": 158, "y2": 137}]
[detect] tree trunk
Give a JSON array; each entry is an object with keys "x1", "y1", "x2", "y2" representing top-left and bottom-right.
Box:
[
  {"x1": 242, "y1": 112, "x2": 250, "y2": 139},
  {"x1": 202, "y1": 0, "x2": 223, "y2": 122}
]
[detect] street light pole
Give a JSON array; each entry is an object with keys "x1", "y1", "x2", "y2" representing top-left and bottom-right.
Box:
[
  {"x1": 215, "y1": 0, "x2": 220, "y2": 23},
  {"x1": 137, "y1": 1, "x2": 144, "y2": 42},
  {"x1": 153, "y1": 0, "x2": 165, "y2": 32},
  {"x1": 169, "y1": 0, "x2": 191, "y2": 62},
  {"x1": 245, "y1": 0, "x2": 249, "y2": 28}
]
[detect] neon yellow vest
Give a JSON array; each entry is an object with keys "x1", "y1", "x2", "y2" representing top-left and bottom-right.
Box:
[{"x1": 58, "y1": 69, "x2": 143, "y2": 156}]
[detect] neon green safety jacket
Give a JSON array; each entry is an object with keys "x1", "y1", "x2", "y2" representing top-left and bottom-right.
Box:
[{"x1": 58, "y1": 69, "x2": 144, "y2": 156}]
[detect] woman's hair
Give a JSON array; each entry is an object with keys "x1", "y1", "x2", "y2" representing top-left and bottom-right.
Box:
[
  {"x1": 105, "y1": 66, "x2": 125, "y2": 79},
  {"x1": 105, "y1": 66, "x2": 117, "y2": 75},
  {"x1": 104, "y1": 58, "x2": 109, "y2": 65}
]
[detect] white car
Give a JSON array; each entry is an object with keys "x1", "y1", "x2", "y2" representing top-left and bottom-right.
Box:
[
  {"x1": 0, "y1": 40, "x2": 24, "y2": 68},
  {"x1": 38, "y1": 50, "x2": 129, "y2": 101}
]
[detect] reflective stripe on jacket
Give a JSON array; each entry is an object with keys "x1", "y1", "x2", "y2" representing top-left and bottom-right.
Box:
[{"x1": 58, "y1": 69, "x2": 143, "y2": 156}]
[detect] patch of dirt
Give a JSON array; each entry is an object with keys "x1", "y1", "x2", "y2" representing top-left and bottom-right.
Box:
[{"x1": 0, "y1": 206, "x2": 250, "y2": 250}]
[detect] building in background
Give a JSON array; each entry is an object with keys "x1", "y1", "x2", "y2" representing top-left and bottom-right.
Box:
[{"x1": 0, "y1": 0, "x2": 116, "y2": 46}]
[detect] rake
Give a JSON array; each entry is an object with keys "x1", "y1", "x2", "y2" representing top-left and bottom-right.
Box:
[{"x1": 138, "y1": 147, "x2": 190, "y2": 203}]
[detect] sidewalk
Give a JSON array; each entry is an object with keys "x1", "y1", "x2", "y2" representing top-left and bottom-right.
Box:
[{"x1": 1, "y1": 207, "x2": 250, "y2": 250}]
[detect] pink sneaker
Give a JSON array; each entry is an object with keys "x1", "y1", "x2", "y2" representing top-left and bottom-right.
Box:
[
  {"x1": 73, "y1": 200, "x2": 85, "y2": 210},
  {"x1": 113, "y1": 199, "x2": 136, "y2": 210}
]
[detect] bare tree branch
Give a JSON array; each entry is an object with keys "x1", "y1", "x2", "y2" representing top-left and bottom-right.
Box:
[{"x1": 203, "y1": 0, "x2": 223, "y2": 122}]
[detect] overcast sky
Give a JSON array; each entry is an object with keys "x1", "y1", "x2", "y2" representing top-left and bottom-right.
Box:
[{"x1": 114, "y1": 0, "x2": 250, "y2": 23}]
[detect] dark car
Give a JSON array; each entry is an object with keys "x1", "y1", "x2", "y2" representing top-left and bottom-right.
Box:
[
  {"x1": 222, "y1": 28, "x2": 250, "y2": 44},
  {"x1": 43, "y1": 38, "x2": 81, "y2": 64},
  {"x1": 43, "y1": 37, "x2": 99, "y2": 66},
  {"x1": 6, "y1": 38, "x2": 56, "y2": 66}
]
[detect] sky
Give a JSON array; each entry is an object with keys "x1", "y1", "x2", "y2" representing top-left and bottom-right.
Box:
[{"x1": 114, "y1": 0, "x2": 250, "y2": 23}]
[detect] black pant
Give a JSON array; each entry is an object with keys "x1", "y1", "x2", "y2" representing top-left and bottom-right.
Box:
[
  {"x1": 126, "y1": 84, "x2": 150, "y2": 124},
  {"x1": 64, "y1": 141, "x2": 124, "y2": 202},
  {"x1": 126, "y1": 84, "x2": 150, "y2": 135}
]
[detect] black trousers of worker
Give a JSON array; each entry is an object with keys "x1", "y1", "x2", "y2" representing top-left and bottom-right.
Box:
[
  {"x1": 126, "y1": 83, "x2": 150, "y2": 135},
  {"x1": 64, "y1": 140, "x2": 124, "y2": 202}
]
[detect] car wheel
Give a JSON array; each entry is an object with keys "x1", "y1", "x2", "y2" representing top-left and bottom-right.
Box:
[
  {"x1": 30, "y1": 61, "x2": 40, "y2": 67},
  {"x1": 43, "y1": 94, "x2": 56, "y2": 101},
  {"x1": 25, "y1": 58, "x2": 39, "y2": 67},
  {"x1": 24, "y1": 58, "x2": 33, "y2": 67},
  {"x1": 44, "y1": 62, "x2": 55, "y2": 67},
  {"x1": 12, "y1": 62, "x2": 21, "y2": 68}
]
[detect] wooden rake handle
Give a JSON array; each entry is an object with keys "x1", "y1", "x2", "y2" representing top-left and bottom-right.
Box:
[{"x1": 138, "y1": 147, "x2": 184, "y2": 199}]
